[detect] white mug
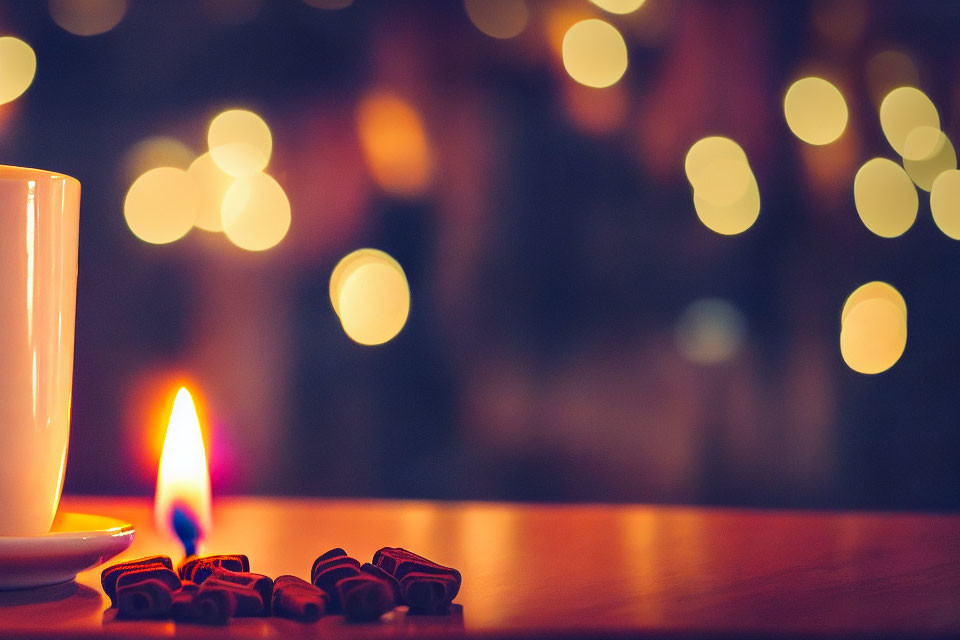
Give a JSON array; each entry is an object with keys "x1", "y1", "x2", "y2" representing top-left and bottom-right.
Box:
[{"x1": 0, "y1": 165, "x2": 80, "y2": 536}]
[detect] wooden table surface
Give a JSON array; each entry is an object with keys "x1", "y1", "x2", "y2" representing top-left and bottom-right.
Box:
[{"x1": 0, "y1": 496, "x2": 957, "y2": 638}]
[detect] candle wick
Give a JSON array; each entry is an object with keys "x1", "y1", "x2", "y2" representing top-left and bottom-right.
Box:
[{"x1": 172, "y1": 506, "x2": 199, "y2": 557}]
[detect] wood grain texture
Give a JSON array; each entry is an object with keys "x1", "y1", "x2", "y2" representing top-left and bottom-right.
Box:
[{"x1": 0, "y1": 496, "x2": 956, "y2": 638}]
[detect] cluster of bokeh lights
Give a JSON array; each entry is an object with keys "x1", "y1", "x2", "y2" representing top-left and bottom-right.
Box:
[
  {"x1": 124, "y1": 109, "x2": 290, "y2": 252},
  {"x1": 677, "y1": 65, "x2": 957, "y2": 374},
  {"x1": 10, "y1": 3, "x2": 958, "y2": 366}
]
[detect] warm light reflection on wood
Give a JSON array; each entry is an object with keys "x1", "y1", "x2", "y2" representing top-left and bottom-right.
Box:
[
  {"x1": 619, "y1": 510, "x2": 663, "y2": 623},
  {"x1": 32, "y1": 496, "x2": 960, "y2": 638},
  {"x1": 457, "y1": 505, "x2": 517, "y2": 625}
]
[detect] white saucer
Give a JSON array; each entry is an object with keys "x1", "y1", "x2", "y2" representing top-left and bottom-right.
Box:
[{"x1": 0, "y1": 512, "x2": 135, "y2": 590}]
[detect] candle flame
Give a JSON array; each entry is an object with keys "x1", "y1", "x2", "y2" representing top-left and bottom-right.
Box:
[{"x1": 154, "y1": 387, "x2": 212, "y2": 552}]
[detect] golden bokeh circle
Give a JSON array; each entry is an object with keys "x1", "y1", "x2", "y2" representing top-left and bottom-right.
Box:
[
  {"x1": 124, "y1": 167, "x2": 200, "y2": 244},
  {"x1": 0, "y1": 37, "x2": 37, "y2": 105},
  {"x1": 329, "y1": 249, "x2": 404, "y2": 317},
  {"x1": 840, "y1": 297, "x2": 907, "y2": 375},
  {"x1": 208, "y1": 109, "x2": 273, "y2": 178},
  {"x1": 853, "y1": 158, "x2": 917, "y2": 238},
  {"x1": 684, "y1": 136, "x2": 748, "y2": 183},
  {"x1": 783, "y1": 77, "x2": 848, "y2": 145},
  {"x1": 221, "y1": 172, "x2": 291, "y2": 251},
  {"x1": 330, "y1": 249, "x2": 411, "y2": 346},
  {"x1": 693, "y1": 176, "x2": 761, "y2": 236},
  {"x1": 561, "y1": 19, "x2": 628, "y2": 89},
  {"x1": 930, "y1": 169, "x2": 960, "y2": 240},
  {"x1": 841, "y1": 281, "x2": 906, "y2": 326},
  {"x1": 879, "y1": 87, "x2": 939, "y2": 157}
]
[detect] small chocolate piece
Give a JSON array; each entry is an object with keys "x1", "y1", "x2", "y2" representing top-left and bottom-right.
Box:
[
  {"x1": 272, "y1": 575, "x2": 328, "y2": 622},
  {"x1": 374, "y1": 548, "x2": 462, "y2": 586},
  {"x1": 116, "y1": 579, "x2": 174, "y2": 619},
  {"x1": 400, "y1": 572, "x2": 459, "y2": 614},
  {"x1": 372, "y1": 548, "x2": 461, "y2": 609},
  {"x1": 312, "y1": 562, "x2": 361, "y2": 612},
  {"x1": 200, "y1": 580, "x2": 266, "y2": 617},
  {"x1": 178, "y1": 555, "x2": 250, "y2": 583},
  {"x1": 360, "y1": 563, "x2": 400, "y2": 604},
  {"x1": 101, "y1": 556, "x2": 174, "y2": 608},
  {"x1": 115, "y1": 565, "x2": 182, "y2": 595},
  {"x1": 208, "y1": 570, "x2": 273, "y2": 610},
  {"x1": 336, "y1": 575, "x2": 395, "y2": 622}
]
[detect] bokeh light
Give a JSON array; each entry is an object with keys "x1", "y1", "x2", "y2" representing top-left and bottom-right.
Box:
[
  {"x1": 866, "y1": 50, "x2": 920, "y2": 106},
  {"x1": 842, "y1": 281, "x2": 906, "y2": 326},
  {"x1": 329, "y1": 248, "x2": 404, "y2": 316},
  {"x1": 853, "y1": 158, "x2": 917, "y2": 237},
  {"x1": 123, "y1": 136, "x2": 194, "y2": 182},
  {"x1": 901, "y1": 125, "x2": 943, "y2": 162},
  {"x1": 356, "y1": 91, "x2": 433, "y2": 197},
  {"x1": 221, "y1": 172, "x2": 291, "y2": 251},
  {"x1": 685, "y1": 137, "x2": 747, "y2": 176},
  {"x1": 693, "y1": 179, "x2": 761, "y2": 236},
  {"x1": 561, "y1": 19, "x2": 628, "y2": 89},
  {"x1": 840, "y1": 284, "x2": 907, "y2": 375},
  {"x1": 692, "y1": 153, "x2": 754, "y2": 207},
  {"x1": 0, "y1": 37, "x2": 37, "y2": 105},
  {"x1": 124, "y1": 167, "x2": 200, "y2": 244},
  {"x1": 783, "y1": 77, "x2": 848, "y2": 145},
  {"x1": 930, "y1": 170, "x2": 960, "y2": 240},
  {"x1": 903, "y1": 132, "x2": 956, "y2": 192},
  {"x1": 879, "y1": 87, "x2": 939, "y2": 158},
  {"x1": 685, "y1": 137, "x2": 760, "y2": 235},
  {"x1": 208, "y1": 109, "x2": 273, "y2": 178},
  {"x1": 589, "y1": 0, "x2": 646, "y2": 14},
  {"x1": 187, "y1": 152, "x2": 235, "y2": 232},
  {"x1": 464, "y1": 0, "x2": 528, "y2": 39},
  {"x1": 675, "y1": 298, "x2": 746, "y2": 365},
  {"x1": 48, "y1": 0, "x2": 127, "y2": 36},
  {"x1": 333, "y1": 251, "x2": 411, "y2": 346}
]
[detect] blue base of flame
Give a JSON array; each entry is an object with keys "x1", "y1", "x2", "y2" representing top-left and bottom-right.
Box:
[{"x1": 172, "y1": 505, "x2": 200, "y2": 557}]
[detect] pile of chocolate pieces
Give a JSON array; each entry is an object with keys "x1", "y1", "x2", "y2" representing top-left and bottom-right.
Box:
[{"x1": 100, "y1": 546, "x2": 461, "y2": 625}]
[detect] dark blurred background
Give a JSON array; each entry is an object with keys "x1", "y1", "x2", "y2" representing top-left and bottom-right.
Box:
[{"x1": 1, "y1": 0, "x2": 958, "y2": 510}]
